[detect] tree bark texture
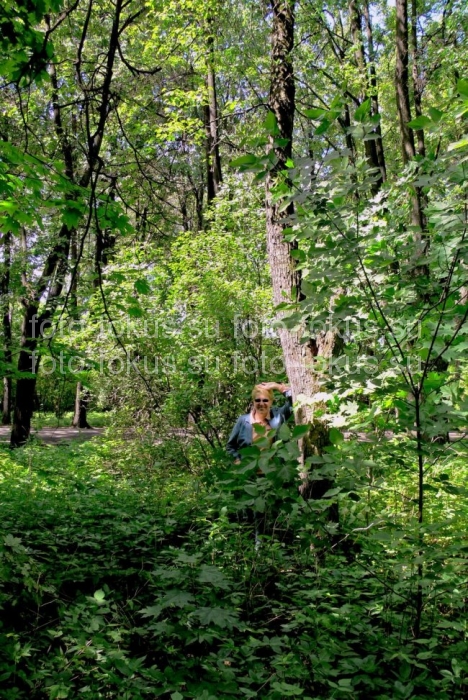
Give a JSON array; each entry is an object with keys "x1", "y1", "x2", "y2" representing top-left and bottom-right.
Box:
[
  {"x1": 362, "y1": 0, "x2": 387, "y2": 182},
  {"x1": 72, "y1": 382, "x2": 92, "y2": 428},
  {"x1": 266, "y1": 0, "x2": 338, "y2": 512},
  {"x1": 395, "y1": 0, "x2": 415, "y2": 164},
  {"x1": 394, "y1": 0, "x2": 425, "y2": 232},
  {"x1": 349, "y1": 0, "x2": 382, "y2": 191},
  {"x1": 266, "y1": 0, "x2": 339, "y2": 417}
]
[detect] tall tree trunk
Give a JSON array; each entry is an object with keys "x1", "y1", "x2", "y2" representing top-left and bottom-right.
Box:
[
  {"x1": 362, "y1": 0, "x2": 387, "y2": 182},
  {"x1": 410, "y1": 0, "x2": 425, "y2": 157},
  {"x1": 70, "y1": 229, "x2": 78, "y2": 316},
  {"x1": 349, "y1": 0, "x2": 382, "y2": 191},
  {"x1": 395, "y1": 0, "x2": 415, "y2": 164},
  {"x1": 1, "y1": 231, "x2": 12, "y2": 425},
  {"x1": 10, "y1": 305, "x2": 40, "y2": 445},
  {"x1": 266, "y1": 0, "x2": 338, "y2": 512},
  {"x1": 395, "y1": 0, "x2": 425, "y2": 231},
  {"x1": 72, "y1": 381, "x2": 92, "y2": 428},
  {"x1": 204, "y1": 19, "x2": 222, "y2": 205},
  {"x1": 11, "y1": 1, "x2": 123, "y2": 446}
]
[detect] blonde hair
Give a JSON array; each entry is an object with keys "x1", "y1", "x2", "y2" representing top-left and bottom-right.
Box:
[{"x1": 251, "y1": 385, "x2": 273, "y2": 401}]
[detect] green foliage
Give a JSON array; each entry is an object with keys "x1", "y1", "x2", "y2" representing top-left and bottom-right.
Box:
[
  {"x1": 0, "y1": 0, "x2": 62, "y2": 83},
  {"x1": 1, "y1": 2, "x2": 468, "y2": 697},
  {"x1": 0, "y1": 434, "x2": 467, "y2": 698}
]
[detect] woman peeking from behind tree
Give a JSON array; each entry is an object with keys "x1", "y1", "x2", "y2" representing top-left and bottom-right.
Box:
[{"x1": 226, "y1": 382, "x2": 292, "y2": 464}]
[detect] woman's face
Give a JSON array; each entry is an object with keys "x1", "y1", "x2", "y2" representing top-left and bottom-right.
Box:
[{"x1": 253, "y1": 391, "x2": 272, "y2": 416}]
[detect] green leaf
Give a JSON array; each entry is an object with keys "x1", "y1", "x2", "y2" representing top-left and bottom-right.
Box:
[
  {"x1": 127, "y1": 305, "x2": 143, "y2": 318},
  {"x1": 4, "y1": 534, "x2": 22, "y2": 548},
  {"x1": 278, "y1": 423, "x2": 291, "y2": 440},
  {"x1": 428, "y1": 107, "x2": 444, "y2": 123},
  {"x1": 323, "y1": 487, "x2": 341, "y2": 498},
  {"x1": 408, "y1": 115, "x2": 432, "y2": 129},
  {"x1": 300, "y1": 280, "x2": 315, "y2": 296},
  {"x1": 271, "y1": 681, "x2": 304, "y2": 696},
  {"x1": 230, "y1": 154, "x2": 258, "y2": 168},
  {"x1": 276, "y1": 461, "x2": 297, "y2": 482},
  {"x1": 134, "y1": 278, "x2": 151, "y2": 295},
  {"x1": 161, "y1": 590, "x2": 195, "y2": 608},
  {"x1": 264, "y1": 111, "x2": 280, "y2": 136},
  {"x1": 448, "y1": 138, "x2": 468, "y2": 151},
  {"x1": 292, "y1": 424, "x2": 310, "y2": 439},
  {"x1": 329, "y1": 427, "x2": 344, "y2": 445},
  {"x1": 254, "y1": 496, "x2": 265, "y2": 512},
  {"x1": 198, "y1": 565, "x2": 231, "y2": 590},
  {"x1": 139, "y1": 605, "x2": 163, "y2": 618},
  {"x1": 354, "y1": 99, "x2": 371, "y2": 122},
  {"x1": 315, "y1": 119, "x2": 331, "y2": 135},
  {"x1": 93, "y1": 589, "x2": 105, "y2": 602},
  {"x1": 193, "y1": 607, "x2": 239, "y2": 629},
  {"x1": 305, "y1": 108, "x2": 327, "y2": 119},
  {"x1": 62, "y1": 206, "x2": 82, "y2": 228},
  {"x1": 457, "y1": 79, "x2": 468, "y2": 98},
  {"x1": 171, "y1": 693, "x2": 184, "y2": 700},
  {"x1": 290, "y1": 249, "x2": 306, "y2": 262}
]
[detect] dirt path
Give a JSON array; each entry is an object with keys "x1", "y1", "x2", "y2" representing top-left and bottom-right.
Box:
[
  {"x1": 0, "y1": 426, "x2": 104, "y2": 445},
  {"x1": 0, "y1": 425, "x2": 465, "y2": 447}
]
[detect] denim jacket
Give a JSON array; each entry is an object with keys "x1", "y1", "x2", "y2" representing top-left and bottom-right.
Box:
[{"x1": 226, "y1": 390, "x2": 293, "y2": 461}]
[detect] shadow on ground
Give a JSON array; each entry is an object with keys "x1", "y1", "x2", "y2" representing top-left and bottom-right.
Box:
[{"x1": 0, "y1": 426, "x2": 104, "y2": 445}]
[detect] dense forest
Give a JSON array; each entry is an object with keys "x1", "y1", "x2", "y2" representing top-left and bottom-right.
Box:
[{"x1": 0, "y1": 0, "x2": 467, "y2": 697}]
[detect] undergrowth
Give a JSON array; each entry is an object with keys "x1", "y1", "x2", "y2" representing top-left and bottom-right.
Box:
[{"x1": 0, "y1": 435, "x2": 467, "y2": 699}]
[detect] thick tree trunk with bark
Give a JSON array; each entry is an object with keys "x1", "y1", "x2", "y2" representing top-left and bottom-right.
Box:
[
  {"x1": 266, "y1": 0, "x2": 339, "y2": 512},
  {"x1": 72, "y1": 382, "x2": 92, "y2": 428},
  {"x1": 10, "y1": 305, "x2": 39, "y2": 445}
]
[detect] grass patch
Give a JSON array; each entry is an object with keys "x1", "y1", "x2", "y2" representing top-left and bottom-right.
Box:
[{"x1": 32, "y1": 411, "x2": 110, "y2": 429}]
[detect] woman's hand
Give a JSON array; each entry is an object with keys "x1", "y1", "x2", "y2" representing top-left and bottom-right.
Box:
[{"x1": 259, "y1": 381, "x2": 290, "y2": 392}]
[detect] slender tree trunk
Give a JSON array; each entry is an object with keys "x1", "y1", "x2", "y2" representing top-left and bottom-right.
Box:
[
  {"x1": 70, "y1": 229, "x2": 78, "y2": 316},
  {"x1": 204, "y1": 21, "x2": 222, "y2": 205},
  {"x1": 340, "y1": 104, "x2": 357, "y2": 166},
  {"x1": 349, "y1": 0, "x2": 382, "y2": 191},
  {"x1": 410, "y1": 0, "x2": 425, "y2": 157},
  {"x1": 1, "y1": 231, "x2": 12, "y2": 425},
  {"x1": 11, "y1": 2, "x2": 123, "y2": 446},
  {"x1": 362, "y1": 0, "x2": 387, "y2": 181},
  {"x1": 395, "y1": 0, "x2": 425, "y2": 231}
]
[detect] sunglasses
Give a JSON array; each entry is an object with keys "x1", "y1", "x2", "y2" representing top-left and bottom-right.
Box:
[{"x1": 254, "y1": 398, "x2": 269, "y2": 403}]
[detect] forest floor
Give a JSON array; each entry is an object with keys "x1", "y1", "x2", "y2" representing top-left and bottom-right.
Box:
[
  {"x1": 0, "y1": 426, "x2": 104, "y2": 444},
  {"x1": 0, "y1": 425, "x2": 465, "y2": 446}
]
